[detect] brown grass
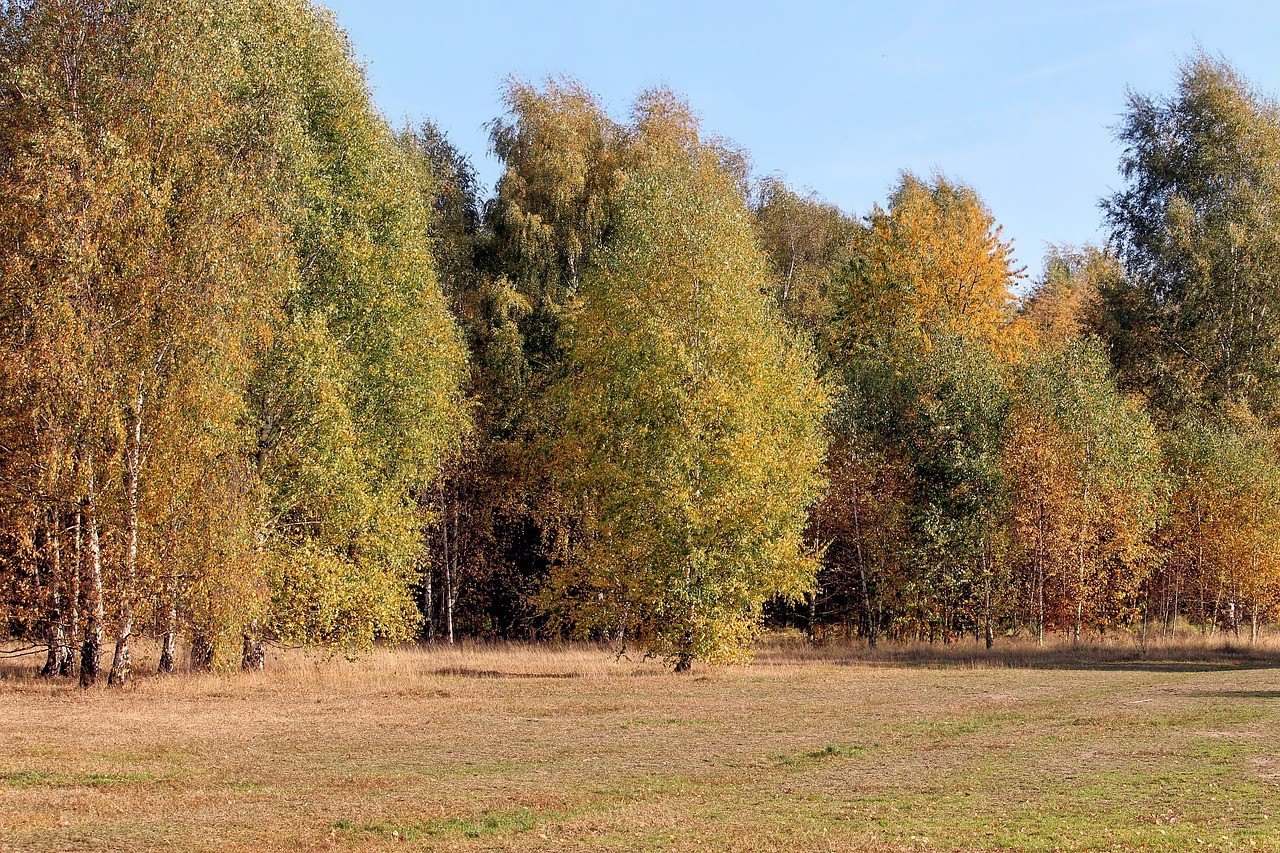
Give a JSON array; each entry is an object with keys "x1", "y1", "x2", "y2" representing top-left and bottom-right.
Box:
[{"x1": 1, "y1": 635, "x2": 1278, "y2": 852}]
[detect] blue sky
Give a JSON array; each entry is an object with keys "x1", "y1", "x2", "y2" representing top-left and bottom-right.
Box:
[{"x1": 321, "y1": 1, "x2": 1280, "y2": 278}]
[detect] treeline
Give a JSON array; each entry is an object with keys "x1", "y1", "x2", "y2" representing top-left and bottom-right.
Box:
[{"x1": 2, "y1": 2, "x2": 1278, "y2": 681}]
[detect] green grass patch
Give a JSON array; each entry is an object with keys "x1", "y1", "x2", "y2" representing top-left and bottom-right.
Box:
[
  {"x1": 334, "y1": 806, "x2": 550, "y2": 841},
  {"x1": 777, "y1": 742, "x2": 869, "y2": 767},
  {"x1": 1, "y1": 769, "x2": 159, "y2": 788}
]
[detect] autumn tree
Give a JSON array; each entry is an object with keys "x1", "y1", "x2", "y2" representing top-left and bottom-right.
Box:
[
  {"x1": 544, "y1": 91, "x2": 827, "y2": 669},
  {"x1": 240, "y1": 0, "x2": 469, "y2": 661},
  {"x1": 1022, "y1": 246, "x2": 1119, "y2": 349},
  {"x1": 1158, "y1": 414, "x2": 1280, "y2": 640},
  {"x1": 1004, "y1": 339, "x2": 1162, "y2": 643},
  {"x1": 818, "y1": 174, "x2": 1023, "y2": 643},
  {"x1": 837, "y1": 173, "x2": 1025, "y2": 356},
  {"x1": 1103, "y1": 55, "x2": 1280, "y2": 421},
  {"x1": 0, "y1": 0, "x2": 470, "y2": 678},
  {"x1": 410, "y1": 79, "x2": 630, "y2": 642},
  {"x1": 753, "y1": 178, "x2": 856, "y2": 338},
  {"x1": 0, "y1": 0, "x2": 297, "y2": 683}
]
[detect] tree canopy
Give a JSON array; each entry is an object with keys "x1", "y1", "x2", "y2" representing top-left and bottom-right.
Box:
[{"x1": 3, "y1": 26, "x2": 1280, "y2": 680}]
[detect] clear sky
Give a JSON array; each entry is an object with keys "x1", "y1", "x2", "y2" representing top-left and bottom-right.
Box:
[{"x1": 320, "y1": 0, "x2": 1280, "y2": 278}]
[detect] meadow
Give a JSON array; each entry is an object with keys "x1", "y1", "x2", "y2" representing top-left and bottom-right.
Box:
[{"x1": 1, "y1": 636, "x2": 1278, "y2": 852}]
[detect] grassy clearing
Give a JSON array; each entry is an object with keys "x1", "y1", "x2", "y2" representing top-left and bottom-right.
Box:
[{"x1": 1, "y1": 636, "x2": 1278, "y2": 851}]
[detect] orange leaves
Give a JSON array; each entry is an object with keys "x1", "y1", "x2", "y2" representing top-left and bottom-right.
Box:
[{"x1": 846, "y1": 173, "x2": 1025, "y2": 358}]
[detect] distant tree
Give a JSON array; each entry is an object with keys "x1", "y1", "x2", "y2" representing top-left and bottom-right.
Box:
[
  {"x1": 753, "y1": 177, "x2": 856, "y2": 337},
  {"x1": 414, "y1": 78, "x2": 630, "y2": 643},
  {"x1": 837, "y1": 173, "x2": 1025, "y2": 358},
  {"x1": 1022, "y1": 246, "x2": 1119, "y2": 349},
  {"x1": 1004, "y1": 340, "x2": 1162, "y2": 642},
  {"x1": 822, "y1": 174, "x2": 1024, "y2": 643},
  {"x1": 1103, "y1": 55, "x2": 1280, "y2": 421},
  {"x1": 1158, "y1": 413, "x2": 1280, "y2": 640}
]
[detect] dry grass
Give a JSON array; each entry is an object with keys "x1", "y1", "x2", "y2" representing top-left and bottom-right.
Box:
[{"x1": 1, "y1": 635, "x2": 1278, "y2": 852}]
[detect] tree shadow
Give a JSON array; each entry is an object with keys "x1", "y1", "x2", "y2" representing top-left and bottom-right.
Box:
[
  {"x1": 754, "y1": 637, "x2": 1280, "y2": 673},
  {"x1": 1183, "y1": 690, "x2": 1280, "y2": 699}
]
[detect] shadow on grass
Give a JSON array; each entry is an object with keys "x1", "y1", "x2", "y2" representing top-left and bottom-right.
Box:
[
  {"x1": 1184, "y1": 690, "x2": 1280, "y2": 699},
  {"x1": 431, "y1": 666, "x2": 581, "y2": 680},
  {"x1": 752, "y1": 636, "x2": 1280, "y2": 673}
]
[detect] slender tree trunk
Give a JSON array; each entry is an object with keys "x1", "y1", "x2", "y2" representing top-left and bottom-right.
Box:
[
  {"x1": 451, "y1": 483, "x2": 460, "y2": 641},
  {"x1": 41, "y1": 511, "x2": 65, "y2": 677},
  {"x1": 850, "y1": 482, "x2": 876, "y2": 649},
  {"x1": 444, "y1": 569, "x2": 454, "y2": 645},
  {"x1": 423, "y1": 561, "x2": 435, "y2": 642},
  {"x1": 445, "y1": 529, "x2": 455, "y2": 647},
  {"x1": 1074, "y1": 519, "x2": 1086, "y2": 645},
  {"x1": 983, "y1": 541, "x2": 994, "y2": 650},
  {"x1": 158, "y1": 591, "x2": 178, "y2": 673},
  {"x1": 1209, "y1": 576, "x2": 1224, "y2": 637},
  {"x1": 439, "y1": 480, "x2": 455, "y2": 645},
  {"x1": 241, "y1": 623, "x2": 264, "y2": 671},
  {"x1": 60, "y1": 509, "x2": 82, "y2": 677},
  {"x1": 1035, "y1": 497, "x2": 1045, "y2": 647},
  {"x1": 158, "y1": 557, "x2": 179, "y2": 673},
  {"x1": 1139, "y1": 593, "x2": 1150, "y2": 658},
  {"x1": 110, "y1": 386, "x2": 144, "y2": 687},
  {"x1": 80, "y1": 477, "x2": 104, "y2": 688}
]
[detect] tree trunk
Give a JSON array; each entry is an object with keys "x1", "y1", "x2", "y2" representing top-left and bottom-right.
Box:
[
  {"x1": 1035, "y1": 498, "x2": 1045, "y2": 648},
  {"x1": 984, "y1": 580, "x2": 994, "y2": 650},
  {"x1": 850, "y1": 483, "x2": 876, "y2": 649},
  {"x1": 1250, "y1": 601, "x2": 1259, "y2": 646},
  {"x1": 80, "y1": 480, "x2": 104, "y2": 688},
  {"x1": 439, "y1": 480, "x2": 455, "y2": 645},
  {"x1": 41, "y1": 511, "x2": 67, "y2": 677},
  {"x1": 189, "y1": 631, "x2": 215, "y2": 672},
  {"x1": 109, "y1": 385, "x2": 144, "y2": 687},
  {"x1": 445, "y1": 541, "x2": 455, "y2": 646},
  {"x1": 422, "y1": 560, "x2": 434, "y2": 642},
  {"x1": 60, "y1": 509, "x2": 81, "y2": 677},
  {"x1": 1209, "y1": 577, "x2": 1224, "y2": 637},
  {"x1": 158, "y1": 566, "x2": 179, "y2": 673},
  {"x1": 1074, "y1": 520, "x2": 1085, "y2": 645},
  {"x1": 450, "y1": 483, "x2": 461, "y2": 642},
  {"x1": 241, "y1": 625, "x2": 265, "y2": 671}
]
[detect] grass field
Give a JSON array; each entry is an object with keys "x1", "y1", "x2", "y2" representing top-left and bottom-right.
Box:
[{"x1": 1, "y1": 635, "x2": 1278, "y2": 851}]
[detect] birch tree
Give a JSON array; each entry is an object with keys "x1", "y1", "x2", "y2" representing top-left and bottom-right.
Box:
[{"x1": 546, "y1": 92, "x2": 827, "y2": 668}]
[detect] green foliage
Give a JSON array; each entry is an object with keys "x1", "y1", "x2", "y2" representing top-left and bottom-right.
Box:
[
  {"x1": 6, "y1": 13, "x2": 1280, "y2": 668},
  {"x1": 1159, "y1": 412, "x2": 1280, "y2": 624},
  {"x1": 545, "y1": 94, "x2": 828, "y2": 665},
  {"x1": 753, "y1": 177, "x2": 856, "y2": 338},
  {"x1": 819, "y1": 174, "x2": 1023, "y2": 641},
  {"x1": 235, "y1": 0, "x2": 469, "y2": 650},
  {"x1": 267, "y1": 543, "x2": 420, "y2": 650},
  {"x1": 1104, "y1": 54, "x2": 1280, "y2": 420},
  {"x1": 0, "y1": 0, "x2": 469, "y2": 664},
  {"x1": 1005, "y1": 339, "x2": 1163, "y2": 635}
]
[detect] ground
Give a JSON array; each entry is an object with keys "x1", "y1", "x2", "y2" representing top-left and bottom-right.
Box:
[{"x1": 0, "y1": 636, "x2": 1278, "y2": 851}]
